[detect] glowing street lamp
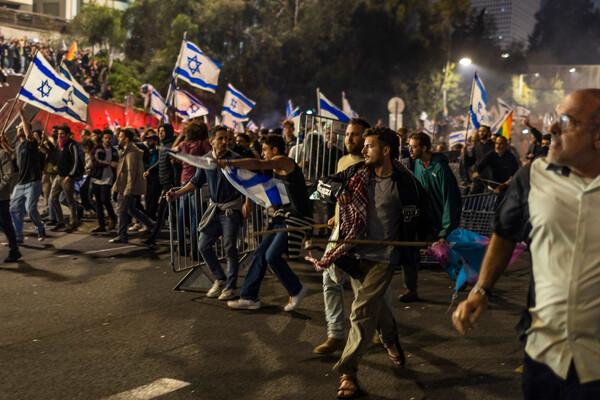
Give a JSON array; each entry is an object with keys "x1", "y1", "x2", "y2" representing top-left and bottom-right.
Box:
[{"x1": 459, "y1": 57, "x2": 472, "y2": 66}]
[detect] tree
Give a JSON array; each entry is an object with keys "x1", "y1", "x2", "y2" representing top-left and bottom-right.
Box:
[
  {"x1": 529, "y1": 0, "x2": 600, "y2": 64},
  {"x1": 69, "y1": 4, "x2": 126, "y2": 54}
]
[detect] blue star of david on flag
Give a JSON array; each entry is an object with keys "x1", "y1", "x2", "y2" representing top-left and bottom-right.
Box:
[
  {"x1": 189, "y1": 103, "x2": 199, "y2": 113},
  {"x1": 230, "y1": 98, "x2": 237, "y2": 108},
  {"x1": 187, "y1": 55, "x2": 202, "y2": 75},
  {"x1": 37, "y1": 79, "x2": 52, "y2": 98},
  {"x1": 62, "y1": 88, "x2": 74, "y2": 106}
]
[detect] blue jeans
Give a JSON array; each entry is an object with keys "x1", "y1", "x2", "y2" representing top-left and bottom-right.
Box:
[
  {"x1": 198, "y1": 210, "x2": 241, "y2": 289},
  {"x1": 10, "y1": 180, "x2": 44, "y2": 240},
  {"x1": 177, "y1": 189, "x2": 198, "y2": 252},
  {"x1": 241, "y1": 223, "x2": 303, "y2": 301}
]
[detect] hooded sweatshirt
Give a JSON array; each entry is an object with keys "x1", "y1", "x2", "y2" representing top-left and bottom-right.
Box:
[
  {"x1": 156, "y1": 124, "x2": 177, "y2": 186},
  {"x1": 413, "y1": 152, "x2": 462, "y2": 239}
]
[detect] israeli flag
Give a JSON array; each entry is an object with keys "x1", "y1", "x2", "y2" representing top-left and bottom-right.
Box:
[
  {"x1": 418, "y1": 111, "x2": 429, "y2": 121},
  {"x1": 318, "y1": 90, "x2": 350, "y2": 122},
  {"x1": 469, "y1": 73, "x2": 491, "y2": 129},
  {"x1": 515, "y1": 102, "x2": 530, "y2": 118},
  {"x1": 165, "y1": 150, "x2": 290, "y2": 208},
  {"x1": 423, "y1": 117, "x2": 434, "y2": 136},
  {"x1": 222, "y1": 84, "x2": 255, "y2": 120},
  {"x1": 448, "y1": 131, "x2": 466, "y2": 147},
  {"x1": 150, "y1": 87, "x2": 166, "y2": 121},
  {"x1": 59, "y1": 63, "x2": 89, "y2": 123},
  {"x1": 490, "y1": 98, "x2": 513, "y2": 134},
  {"x1": 286, "y1": 100, "x2": 300, "y2": 119},
  {"x1": 221, "y1": 112, "x2": 245, "y2": 133},
  {"x1": 342, "y1": 91, "x2": 358, "y2": 118},
  {"x1": 174, "y1": 89, "x2": 209, "y2": 120},
  {"x1": 247, "y1": 120, "x2": 257, "y2": 130},
  {"x1": 19, "y1": 53, "x2": 88, "y2": 123},
  {"x1": 174, "y1": 40, "x2": 222, "y2": 93}
]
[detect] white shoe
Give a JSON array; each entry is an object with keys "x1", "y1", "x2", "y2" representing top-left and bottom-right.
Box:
[
  {"x1": 128, "y1": 223, "x2": 141, "y2": 232},
  {"x1": 206, "y1": 279, "x2": 225, "y2": 298},
  {"x1": 284, "y1": 284, "x2": 307, "y2": 312},
  {"x1": 218, "y1": 288, "x2": 235, "y2": 300},
  {"x1": 227, "y1": 298, "x2": 261, "y2": 310}
]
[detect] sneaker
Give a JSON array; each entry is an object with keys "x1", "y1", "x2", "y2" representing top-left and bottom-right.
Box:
[
  {"x1": 284, "y1": 284, "x2": 307, "y2": 312},
  {"x1": 218, "y1": 288, "x2": 235, "y2": 300},
  {"x1": 37, "y1": 228, "x2": 46, "y2": 241},
  {"x1": 91, "y1": 225, "x2": 106, "y2": 233},
  {"x1": 108, "y1": 237, "x2": 128, "y2": 244},
  {"x1": 50, "y1": 223, "x2": 65, "y2": 232},
  {"x1": 4, "y1": 251, "x2": 22, "y2": 263},
  {"x1": 227, "y1": 298, "x2": 261, "y2": 310},
  {"x1": 128, "y1": 223, "x2": 141, "y2": 232},
  {"x1": 313, "y1": 338, "x2": 346, "y2": 355},
  {"x1": 107, "y1": 218, "x2": 117, "y2": 230},
  {"x1": 138, "y1": 225, "x2": 149, "y2": 233},
  {"x1": 206, "y1": 279, "x2": 226, "y2": 298}
]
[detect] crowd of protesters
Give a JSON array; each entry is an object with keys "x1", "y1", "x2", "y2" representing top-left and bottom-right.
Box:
[
  {"x1": 0, "y1": 107, "x2": 562, "y2": 399},
  {"x1": 0, "y1": 36, "x2": 112, "y2": 99}
]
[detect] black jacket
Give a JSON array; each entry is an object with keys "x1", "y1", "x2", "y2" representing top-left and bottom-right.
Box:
[{"x1": 317, "y1": 162, "x2": 433, "y2": 265}]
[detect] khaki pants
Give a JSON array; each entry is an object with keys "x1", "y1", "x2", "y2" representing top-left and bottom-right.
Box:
[
  {"x1": 334, "y1": 260, "x2": 397, "y2": 376},
  {"x1": 50, "y1": 175, "x2": 78, "y2": 226}
]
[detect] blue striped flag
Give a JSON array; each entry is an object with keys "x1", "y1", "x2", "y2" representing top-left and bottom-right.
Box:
[
  {"x1": 342, "y1": 91, "x2": 358, "y2": 118},
  {"x1": 20, "y1": 53, "x2": 88, "y2": 123},
  {"x1": 173, "y1": 40, "x2": 222, "y2": 94},
  {"x1": 150, "y1": 87, "x2": 166, "y2": 121},
  {"x1": 318, "y1": 90, "x2": 350, "y2": 122},
  {"x1": 222, "y1": 84, "x2": 255, "y2": 132},
  {"x1": 286, "y1": 100, "x2": 300, "y2": 119},
  {"x1": 165, "y1": 149, "x2": 290, "y2": 208},
  {"x1": 469, "y1": 72, "x2": 490, "y2": 129},
  {"x1": 174, "y1": 89, "x2": 209, "y2": 120}
]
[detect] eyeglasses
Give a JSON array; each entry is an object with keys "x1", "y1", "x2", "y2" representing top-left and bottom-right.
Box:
[{"x1": 548, "y1": 112, "x2": 581, "y2": 132}]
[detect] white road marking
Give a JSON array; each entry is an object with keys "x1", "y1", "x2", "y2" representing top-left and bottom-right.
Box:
[
  {"x1": 56, "y1": 245, "x2": 139, "y2": 257},
  {"x1": 104, "y1": 378, "x2": 190, "y2": 399}
]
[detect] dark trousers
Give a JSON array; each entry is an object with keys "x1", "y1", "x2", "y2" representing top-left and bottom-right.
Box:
[
  {"x1": 523, "y1": 354, "x2": 600, "y2": 400},
  {"x1": 145, "y1": 178, "x2": 161, "y2": 220},
  {"x1": 92, "y1": 183, "x2": 115, "y2": 226},
  {"x1": 147, "y1": 184, "x2": 173, "y2": 242},
  {"x1": 0, "y1": 199, "x2": 19, "y2": 254},
  {"x1": 80, "y1": 177, "x2": 95, "y2": 211}
]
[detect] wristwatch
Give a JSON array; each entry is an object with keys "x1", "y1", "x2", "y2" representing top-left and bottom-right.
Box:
[{"x1": 469, "y1": 284, "x2": 491, "y2": 298}]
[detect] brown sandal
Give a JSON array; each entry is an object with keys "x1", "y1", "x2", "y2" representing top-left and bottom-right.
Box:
[
  {"x1": 382, "y1": 336, "x2": 406, "y2": 368},
  {"x1": 337, "y1": 375, "x2": 362, "y2": 399}
]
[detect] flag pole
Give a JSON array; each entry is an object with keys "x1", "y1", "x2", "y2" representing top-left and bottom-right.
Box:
[
  {"x1": 464, "y1": 71, "x2": 477, "y2": 144},
  {"x1": 1, "y1": 48, "x2": 39, "y2": 136},
  {"x1": 163, "y1": 33, "x2": 187, "y2": 120},
  {"x1": 316, "y1": 88, "x2": 321, "y2": 116}
]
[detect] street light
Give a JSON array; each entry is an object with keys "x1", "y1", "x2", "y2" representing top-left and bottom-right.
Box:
[
  {"x1": 569, "y1": 67, "x2": 577, "y2": 73},
  {"x1": 459, "y1": 57, "x2": 472, "y2": 66}
]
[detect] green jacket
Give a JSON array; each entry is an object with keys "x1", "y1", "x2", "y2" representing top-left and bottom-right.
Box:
[{"x1": 414, "y1": 152, "x2": 461, "y2": 238}]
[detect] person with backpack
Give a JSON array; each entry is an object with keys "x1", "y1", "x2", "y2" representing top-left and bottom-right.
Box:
[
  {"x1": 89, "y1": 130, "x2": 119, "y2": 232},
  {"x1": 50, "y1": 124, "x2": 84, "y2": 233}
]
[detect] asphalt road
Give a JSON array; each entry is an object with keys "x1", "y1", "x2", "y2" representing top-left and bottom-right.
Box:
[{"x1": 0, "y1": 217, "x2": 531, "y2": 400}]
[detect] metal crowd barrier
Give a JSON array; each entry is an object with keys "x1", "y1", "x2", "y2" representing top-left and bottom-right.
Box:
[
  {"x1": 291, "y1": 113, "x2": 348, "y2": 185},
  {"x1": 168, "y1": 186, "x2": 269, "y2": 291},
  {"x1": 458, "y1": 192, "x2": 499, "y2": 237}
]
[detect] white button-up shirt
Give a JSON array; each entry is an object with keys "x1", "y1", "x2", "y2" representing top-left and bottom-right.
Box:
[{"x1": 495, "y1": 157, "x2": 600, "y2": 383}]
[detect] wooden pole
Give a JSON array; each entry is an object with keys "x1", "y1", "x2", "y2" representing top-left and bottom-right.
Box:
[
  {"x1": 253, "y1": 224, "x2": 331, "y2": 236},
  {"x1": 311, "y1": 238, "x2": 435, "y2": 247}
]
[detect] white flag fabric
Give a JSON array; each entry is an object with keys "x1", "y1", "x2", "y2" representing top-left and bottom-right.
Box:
[
  {"x1": 342, "y1": 91, "x2": 358, "y2": 118},
  {"x1": 174, "y1": 89, "x2": 209, "y2": 120},
  {"x1": 318, "y1": 90, "x2": 350, "y2": 122},
  {"x1": 165, "y1": 149, "x2": 290, "y2": 208},
  {"x1": 418, "y1": 111, "x2": 429, "y2": 121},
  {"x1": 222, "y1": 84, "x2": 255, "y2": 132},
  {"x1": 19, "y1": 53, "x2": 88, "y2": 123},
  {"x1": 423, "y1": 118, "x2": 434, "y2": 136},
  {"x1": 286, "y1": 100, "x2": 300, "y2": 119},
  {"x1": 59, "y1": 63, "x2": 89, "y2": 123},
  {"x1": 174, "y1": 40, "x2": 222, "y2": 93},
  {"x1": 247, "y1": 120, "x2": 257, "y2": 130},
  {"x1": 490, "y1": 98, "x2": 513, "y2": 134},
  {"x1": 515, "y1": 102, "x2": 530, "y2": 118},
  {"x1": 448, "y1": 131, "x2": 466, "y2": 147},
  {"x1": 150, "y1": 87, "x2": 166, "y2": 121},
  {"x1": 469, "y1": 72, "x2": 491, "y2": 129}
]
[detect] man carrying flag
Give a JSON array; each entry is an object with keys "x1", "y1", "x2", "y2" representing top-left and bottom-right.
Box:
[
  {"x1": 165, "y1": 126, "x2": 253, "y2": 300},
  {"x1": 217, "y1": 135, "x2": 313, "y2": 312}
]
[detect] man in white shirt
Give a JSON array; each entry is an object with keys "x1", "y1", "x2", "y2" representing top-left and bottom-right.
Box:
[{"x1": 453, "y1": 89, "x2": 600, "y2": 399}]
